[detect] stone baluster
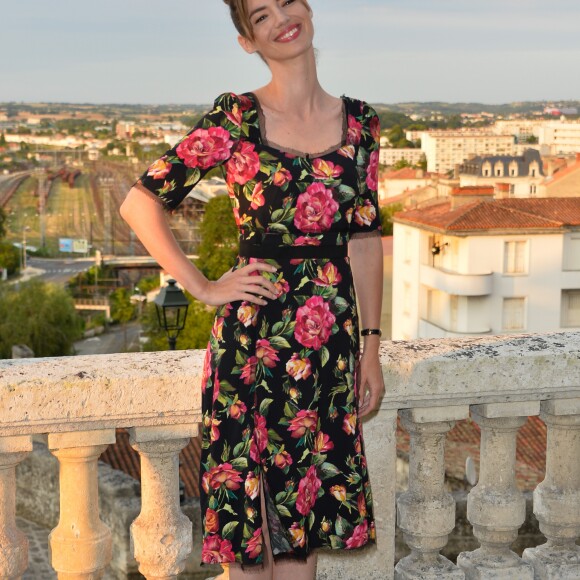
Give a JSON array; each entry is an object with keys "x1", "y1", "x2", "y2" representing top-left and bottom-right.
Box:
[
  {"x1": 523, "y1": 398, "x2": 580, "y2": 580},
  {"x1": 457, "y1": 402, "x2": 539, "y2": 579},
  {"x1": 395, "y1": 406, "x2": 469, "y2": 579},
  {"x1": 128, "y1": 424, "x2": 198, "y2": 580},
  {"x1": 48, "y1": 429, "x2": 115, "y2": 579},
  {"x1": 0, "y1": 435, "x2": 33, "y2": 580}
]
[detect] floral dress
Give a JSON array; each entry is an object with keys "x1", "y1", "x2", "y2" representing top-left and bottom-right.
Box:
[{"x1": 134, "y1": 91, "x2": 382, "y2": 567}]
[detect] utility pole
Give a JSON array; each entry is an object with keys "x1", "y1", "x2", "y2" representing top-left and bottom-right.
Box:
[
  {"x1": 98, "y1": 174, "x2": 115, "y2": 256},
  {"x1": 34, "y1": 168, "x2": 47, "y2": 249}
]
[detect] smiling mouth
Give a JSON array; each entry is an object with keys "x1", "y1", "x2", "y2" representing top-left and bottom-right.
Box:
[{"x1": 275, "y1": 24, "x2": 302, "y2": 43}]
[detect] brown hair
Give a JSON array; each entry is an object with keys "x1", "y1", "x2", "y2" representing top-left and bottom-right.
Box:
[{"x1": 223, "y1": 0, "x2": 254, "y2": 40}]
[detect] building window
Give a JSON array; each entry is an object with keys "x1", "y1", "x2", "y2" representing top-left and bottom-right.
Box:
[
  {"x1": 509, "y1": 161, "x2": 518, "y2": 177},
  {"x1": 494, "y1": 162, "x2": 504, "y2": 177},
  {"x1": 562, "y1": 290, "x2": 580, "y2": 327},
  {"x1": 504, "y1": 241, "x2": 527, "y2": 274},
  {"x1": 530, "y1": 184, "x2": 537, "y2": 196},
  {"x1": 509, "y1": 184, "x2": 515, "y2": 197},
  {"x1": 503, "y1": 297, "x2": 526, "y2": 331},
  {"x1": 564, "y1": 236, "x2": 580, "y2": 270}
]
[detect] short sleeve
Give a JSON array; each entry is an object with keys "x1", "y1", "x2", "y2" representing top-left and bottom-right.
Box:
[
  {"x1": 132, "y1": 93, "x2": 242, "y2": 211},
  {"x1": 349, "y1": 103, "x2": 382, "y2": 238}
]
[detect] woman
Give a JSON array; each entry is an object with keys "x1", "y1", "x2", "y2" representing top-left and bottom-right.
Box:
[{"x1": 120, "y1": 1, "x2": 385, "y2": 578}]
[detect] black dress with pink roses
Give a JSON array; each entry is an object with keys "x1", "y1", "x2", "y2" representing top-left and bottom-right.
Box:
[{"x1": 134, "y1": 92, "x2": 382, "y2": 567}]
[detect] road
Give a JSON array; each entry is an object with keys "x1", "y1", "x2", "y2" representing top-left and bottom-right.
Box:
[
  {"x1": 74, "y1": 322, "x2": 142, "y2": 355},
  {"x1": 27, "y1": 257, "x2": 94, "y2": 285}
]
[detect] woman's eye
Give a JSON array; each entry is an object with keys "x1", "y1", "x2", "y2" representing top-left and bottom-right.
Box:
[{"x1": 255, "y1": 14, "x2": 267, "y2": 24}]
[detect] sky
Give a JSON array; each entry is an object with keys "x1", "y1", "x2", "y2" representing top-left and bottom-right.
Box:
[{"x1": 1, "y1": 0, "x2": 579, "y2": 105}]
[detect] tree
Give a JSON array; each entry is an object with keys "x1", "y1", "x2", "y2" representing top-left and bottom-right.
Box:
[
  {"x1": 379, "y1": 203, "x2": 404, "y2": 236},
  {"x1": 0, "y1": 207, "x2": 6, "y2": 240},
  {"x1": 392, "y1": 159, "x2": 412, "y2": 171},
  {"x1": 0, "y1": 242, "x2": 19, "y2": 275},
  {"x1": 0, "y1": 280, "x2": 83, "y2": 358},
  {"x1": 195, "y1": 195, "x2": 239, "y2": 280}
]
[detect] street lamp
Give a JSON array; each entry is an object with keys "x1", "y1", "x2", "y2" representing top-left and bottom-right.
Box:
[{"x1": 154, "y1": 279, "x2": 189, "y2": 350}]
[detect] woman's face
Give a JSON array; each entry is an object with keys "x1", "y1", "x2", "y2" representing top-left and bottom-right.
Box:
[{"x1": 240, "y1": 0, "x2": 314, "y2": 62}]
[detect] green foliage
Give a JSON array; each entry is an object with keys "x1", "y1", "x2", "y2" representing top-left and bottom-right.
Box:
[
  {"x1": 392, "y1": 159, "x2": 412, "y2": 171},
  {"x1": 526, "y1": 135, "x2": 539, "y2": 144},
  {"x1": 109, "y1": 287, "x2": 137, "y2": 324},
  {"x1": 0, "y1": 242, "x2": 19, "y2": 274},
  {"x1": 195, "y1": 195, "x2": 239, "y2": 280},
  {"x1": 0, "y1": 132, "x2": 6, "y2": 146},
  {"x1": 386, "y1": 125, "x2": 414, "y2": 149},
  {"x1": 141, "y1": 295, "x2": 215, "y2": 351},
  {"x1": 0, "y1": 207, "x2": 6, "y2": 240},
  {"x1": 0, "y1": 280, "x2": 83, "y2": 358},
  {"x1": 379, "y1": 203, "x2": 404, "y2": 236}
]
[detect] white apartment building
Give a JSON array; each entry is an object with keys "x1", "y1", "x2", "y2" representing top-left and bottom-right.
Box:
[
  {"x1": 538, "y1": 120, "x2": 580, "y2": 155},
  {"x1": 492, "y1": 120, "x2": 544, "y2": 143},
  {"x1": 379, "y1": 148, "x2": 425, "y2": 167},
  {"x1": 392, "y1": 197, "x2": 580, "y2": 340},
  {"x1": 421, "y1": 131, "x2": 515, "y2": 174}
]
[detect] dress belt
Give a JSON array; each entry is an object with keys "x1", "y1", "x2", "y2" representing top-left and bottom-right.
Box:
[{"x1": 238, "y1": 240, "x2": 348, "y2": 259}]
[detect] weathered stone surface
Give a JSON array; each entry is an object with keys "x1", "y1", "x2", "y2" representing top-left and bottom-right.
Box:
[{"x1": 0, "y1": 351, "x2": 204, "y2": 436}]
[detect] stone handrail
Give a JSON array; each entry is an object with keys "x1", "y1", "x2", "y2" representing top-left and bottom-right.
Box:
[{"x1": 0, "y1": 331, "x2": 578, "y2": 579}]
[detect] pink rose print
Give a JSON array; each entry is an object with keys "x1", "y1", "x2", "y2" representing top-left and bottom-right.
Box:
[
  {"x1": 288, "y1": 409, "x2": 318, "y2": 439},
  {"x1": 240, "y1": 356, "x2": 257, "y2": 386},
  {"x1": 237, "y1": 302, "x2": 259, "y2": 327},
  {"x1": 207, "y1": 463, "x2": 243, "y2": 491},
  {"x1": 224, "y1": 102, "x2": 243, "y2": 127},
  {"x1": 229, "y1": 399, "x2": 247, "y2": 420},
  {"x1": 294, "y1": 182, "x2": 339, "y2": 233},
  {"x1": 289, "y1": 523, "x2": 306, "y2": 548},
  {"x1": 253, "y1": 413, "x2": 268, "y2": 454},
  {"x1": 256, "y1": 339, "x2": 279, "y2": 368},
  {"x1": 273, "y1": 277, "x2": 290, "y2": 298},
  {"x1": 213, "y1": 367, "x2": 221, "y2": 405},
  {"x1": 245, "y1": 471, "x2": 259, "y2": 499},
  {"x1": 296, "y1": 465, "x2": 322, "y2": 516},
  {"x1": 313, "y1": 431, "x2": 334, "y2": 454},
  {"x1": 286, "y1": 353, "x2": 312, "y2": 381},
  {"x1": 205, "y1": 508, "x2": 219, "y2": 534},
  {"x1": 370, "y1": 115, "x2": 381, "y2": 143},
  {"x1": 343, "y1": 413, "x2": 357, "y2": 435},
  {"x1": 365, "y1": 149, "x2": 379, "y2": 191},
  {"x1": 294, "y1": 295, "x2": 336, "y2": 350},
  {"x1": 202, "y1": 535, "x2": 236, "y2": 564},
  {"x1": 147, "y1": 156, "x2": 172, "y2": 180},
  {"x1": 273, "y1": 167, "x2": 293, "y2": 187},
  {"x1": 211, "y1": 317, "x2": 224, "y2": 341},
  {"x1": 294, "y1": 236, "x2": 321, "y2": 246},
  {"x1": 354, "y1": 199, "x2": 377, "y2": 228},
  {"x1": 311, "y1": 158, "x2": 344, "y2": 180},
  {"x1": 358, "y1": 492, "x2": 368, "y2": 518},
  {"x1": 274, "y1": 450, "x2": 293, "y2": 469},
  {"x1": 245, "y1": 529, "x2": 263, "y2": 559},
  {"x1": 347, "y1": 115, "x2": 363, "y2": 146},
  {"x1": 250, "y1": 182, "x2": 265, "y2": 210},
  {"x1": 345, "y1": 520, "x2": 369, "y2": 550},
  {"x1": 338, "y1": 144, "x2": 356, "y2": 160},
  {"x1": 226, "y1": 141, "x2": 260, "y2": 185},
  {"x1": 313, "y1": 262, "x2": 342, "y2": 287},
  {"x1": 176, "y1": 126, "x2": 234, "y2": 170},
  {"x1": 237, "y1": 94, "x2": 253, "y2": 111}
]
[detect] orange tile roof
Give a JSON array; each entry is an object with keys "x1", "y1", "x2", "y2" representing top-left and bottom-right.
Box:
[
  {"x1": 384, "y1": 168, "x2": 429, "y2": 180},
  {"x1": 546, "y1": 157, "x2": 580, "y2": 185},
  {"x1": 451, "y1": 186, "x2": 495, "y2": 196},
  {"x1": 394, "y1": 198, "x2": 580, "y2": 232}
]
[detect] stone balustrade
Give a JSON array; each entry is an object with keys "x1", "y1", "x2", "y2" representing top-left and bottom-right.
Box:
[{"x1": 0, "y1": 332, "x2": 579, "y2": 579}]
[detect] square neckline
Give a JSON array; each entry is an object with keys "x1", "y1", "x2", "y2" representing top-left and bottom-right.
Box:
[{"x1": 246, "y1": 91, "x2": 349, "y2": 160}]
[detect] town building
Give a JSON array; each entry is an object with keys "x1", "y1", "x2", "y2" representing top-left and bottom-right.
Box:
[
  {"x1": 541, "y1": 153, "x2": 580, "y2": 197},
  {"x1": 379, "y1": 167, "x2": 432, "y2": 203},
  {"x1": 538, "y1": 120, "x2": 580, "y2": 155},
  {"x1": 391, "y1": 197, "x2": 580, "y2": 340},
  {"x1": 379, "y1": 148, "x2": 425, "y2": 167},
  {"x1": 459, "y1": 149, "x2": 545, "y2": 198},
  {"x1": 421, "y1": 131, "x2": 515, "y2": 174},
  {"x1": 492, "y1": 120, "x2": 544, "y2": 143}
]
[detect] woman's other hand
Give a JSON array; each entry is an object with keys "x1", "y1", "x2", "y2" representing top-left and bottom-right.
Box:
[{"x1": 357, "y1": 348, "x2": 385, "y2": 418}]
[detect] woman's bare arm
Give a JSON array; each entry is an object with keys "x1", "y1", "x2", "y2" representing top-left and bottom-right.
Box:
[
  {"x1": 348, "y1": 233, "x2": 385, "y2": 417},
  {"x1": 119, "y1": 187, "x2": 278, "y2": 307}
]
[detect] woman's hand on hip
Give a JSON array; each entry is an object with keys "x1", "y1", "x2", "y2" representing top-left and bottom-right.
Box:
[{"x1": 201, "y1": 262, "x2": 279, "y2": 307}]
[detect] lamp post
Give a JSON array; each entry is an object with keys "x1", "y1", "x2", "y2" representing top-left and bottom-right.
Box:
[{"x1": 154, "y1": 279, "x2": 189, "y2": 350}]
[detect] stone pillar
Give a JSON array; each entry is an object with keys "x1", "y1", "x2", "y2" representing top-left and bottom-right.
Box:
[
  {"x1": 395, "y1": 406, "x2": 469, "y2": 580},
  {"x1": 457, "y1": 401, "x2": 539, "y2": 579},
  {"x1": 0, "y1": 435, "x2": 33, "y2": 580},
  {"x1": 523, "y1": 398, "x2": 580, "y2": 580},
  {"x1": 317, "y1": 409, "x2": 398, "y2": 580},
  {"x1": 48, "y1": 429, "x2": 116, "y2": 579},
  {"x1": 128, "y1": 424, "x2": 198, "y2": 580}
]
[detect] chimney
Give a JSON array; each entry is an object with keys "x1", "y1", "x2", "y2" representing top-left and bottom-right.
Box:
[{"x1": 576, "y1": 152, "x2": 580, "y2": 164}]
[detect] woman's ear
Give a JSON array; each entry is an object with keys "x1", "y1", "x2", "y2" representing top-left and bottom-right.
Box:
[{"x1": 237, "y1": 34, "x2": 256, "y2": 55}]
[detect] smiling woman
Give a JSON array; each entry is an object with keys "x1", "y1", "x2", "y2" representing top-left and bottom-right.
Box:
[{"x1": 120, "y1": 1, "x2": 384, "y2": 579}]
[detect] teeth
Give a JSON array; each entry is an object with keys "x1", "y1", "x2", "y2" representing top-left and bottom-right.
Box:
[{"x1": 279, "y1": 26, "x2": 299, "y2": 41}]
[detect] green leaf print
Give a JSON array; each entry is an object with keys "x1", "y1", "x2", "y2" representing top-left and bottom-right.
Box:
[
  {"x1": 295, "y1": 276, "x2": 310, "y2": 291},
  {"x1": 222, "y1": 521, "x2": 239, "y2": 540},
  {"x1": 332, "y1": 297, "x2": 349, "y2": 315},
  {"x1": 259, "y1": 398, "x2": 274, "y2": 416},
  {"x1": 184, "y1": 167, "x2": 201, "y2": 187},
  {"x1": 329, "y1": 535, "x2": 345, "y2": 549},
  {"x1": 269, "y1": 336, "x2": 291, "y2": 349},
  {"x1": 268, "y1": 223, "x2": 290, "y2": 233},
  {"x1": 337, "y1": 184, "x2": 356, "y2": 203},
  {"x1": 230, "y1": 457, "x2": 248, "y2": 470},
  {"x1": 319, "y1": 462, "x2": 341, "y2": 480},
  {"x1": 276, "y1": 504, "x2": 292, "y2": 518},
  {"x1": 320, "y1": 346, "x2": 330, "y2": 367}
]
